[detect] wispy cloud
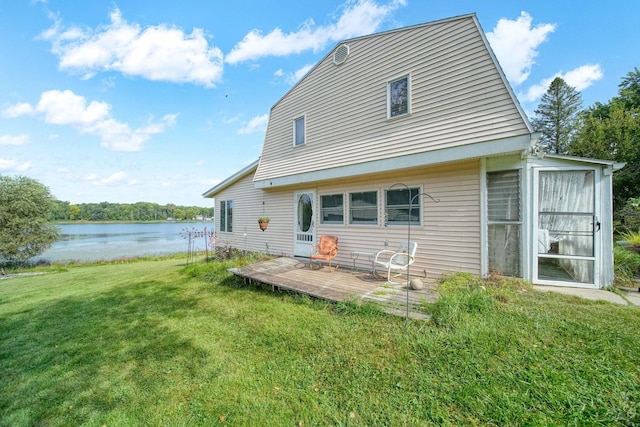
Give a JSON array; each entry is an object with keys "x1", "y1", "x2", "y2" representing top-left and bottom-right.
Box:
[
  {"x1": 83, "y1": 171, "x2": 128, "y2": 186},
  {"x1": 238, "y1": 114, "x2": 269, "y2": 135},
  {"x1": 0, "y1": 158, "x2": 32, "y2": 172},
  {"x1": 41, "y1": 8, "x2": 224, "y2": 87},
  {"x1": 3, "y1": 90, "x2": 177, "y2": 151},
  {"x1": 521, "y1": 64, "x2": 603, "y2": 102},
  {"x1": 487, "y1": 12, "x2": 556, "y2": 86},
  {"x1": 225, "y1": 0, "x2": 406, "y2": 64},
  {"x1": 275, "y1": 64, "x2": 315, "y2": 85},
  {"x1": 1, "y1": 102, "x2": 35, "y2": 118},
  {"x1": 0, "y1": 134, "x2": 30, "y2": 145}
]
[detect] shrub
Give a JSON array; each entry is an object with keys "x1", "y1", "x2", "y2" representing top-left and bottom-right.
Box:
[{"x1": 614, "y1": 245, "x2": 640, "y2": 286}]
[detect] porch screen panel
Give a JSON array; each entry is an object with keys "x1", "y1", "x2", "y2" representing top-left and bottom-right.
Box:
[
  {"x1": 487, "y1": 170, "x2": 521, "y2": 276},
  {"x1": 537, "y1": 170, "x2": 595, "y2": 283}
]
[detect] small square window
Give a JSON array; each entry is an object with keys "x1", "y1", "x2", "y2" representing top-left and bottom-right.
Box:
[
  {"x1": 385, "y1": 187, "x2": 420, "y2": 225},
  {"x1": 321, "y1": 194, "x2": 344, "y2": 224},
  {"x1": 349, "y1": 191, "x2": 378, "y2": 225},
  {"x1": 387, "y1": 75, "x2": 410, "y2": 118},
  {"x1": 294, "y1": 116, "x2": 305, "y2": 146}
]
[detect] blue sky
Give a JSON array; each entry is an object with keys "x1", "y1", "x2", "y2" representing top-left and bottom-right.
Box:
[{"x1": 1, "y1": 0, "x2": 637, "y2": 206}]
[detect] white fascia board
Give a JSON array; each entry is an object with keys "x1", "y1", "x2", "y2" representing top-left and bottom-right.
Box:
[
  {"x1": 254, "y1": 134, "x2": 533, "y2": 189},
  {"x1": 202, "y1": 159, "x2": 259, "y2": 198}
]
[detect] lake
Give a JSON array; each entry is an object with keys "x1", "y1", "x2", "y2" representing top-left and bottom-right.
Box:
[{"x1": 38, "y1": 222, "x2": 214, "y2": 262}]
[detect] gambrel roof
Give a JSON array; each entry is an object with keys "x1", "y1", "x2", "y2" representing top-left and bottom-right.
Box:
[{"x1": 254, "y1": 13, "x2": 535, "y2": 189}]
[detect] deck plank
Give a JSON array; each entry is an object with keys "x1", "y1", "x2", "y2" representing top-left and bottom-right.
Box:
[{"x1": 229, "y1": 257, "x2": 438, "y2": 319}]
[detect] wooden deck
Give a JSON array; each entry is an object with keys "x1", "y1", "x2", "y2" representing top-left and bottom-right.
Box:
[{"x1": 229, "y1": 257, "x2": 439, "y2": 320}]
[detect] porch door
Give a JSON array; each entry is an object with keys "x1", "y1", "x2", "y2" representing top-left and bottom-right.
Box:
[
  {"x1": 294, "y1": 190, "x2": 315, "y2": 257},
  {"x1": 534, "y1": 169, "x2": 599, "y2": 287}
]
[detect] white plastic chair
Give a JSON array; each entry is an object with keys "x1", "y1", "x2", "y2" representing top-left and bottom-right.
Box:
[{"x1": 374, "y1": 241, "x2": 417, "y2": 284}]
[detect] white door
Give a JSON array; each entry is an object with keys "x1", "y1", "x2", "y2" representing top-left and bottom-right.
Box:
[
  {"x1": 294, "y1": 191, "x2": 315, "y2": 257},
  {"x1": 534, "y1": 169, "x2": 600, "y2": 287}
]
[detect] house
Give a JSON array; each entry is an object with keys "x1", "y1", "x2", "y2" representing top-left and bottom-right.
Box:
[{"x1": 203, "y1": 13, "x2": 622, "y2": 289}]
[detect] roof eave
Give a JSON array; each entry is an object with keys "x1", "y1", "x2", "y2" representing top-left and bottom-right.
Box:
[{"x1": 202, "y1": 159, "x2": 259, "y2": 198}]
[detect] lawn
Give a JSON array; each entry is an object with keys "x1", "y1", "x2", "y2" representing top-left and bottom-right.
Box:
[{"x1": 1, "y1": 256, "x2": 639, "y2": 426}]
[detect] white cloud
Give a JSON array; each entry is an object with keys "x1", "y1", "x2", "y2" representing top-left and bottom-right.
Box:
[
  {"x1": 225, "y1": 0, "x2": 406, "y2": 64},
  {"x1": 238, "y1": 114, "x2": 269, "y2": 135},
  {"x1": 1, "y1": 102, "x2": 34, "y2": 118},
  {"x1": 4, "y1": 90, "x2": 177, "y2": 151},
  {"x1": 0, "y1": 134, "x2": 30, "y2": 145},
  {"x1": 486, "y1": 12, "x2": 556, "y2": 86},
  {"x1": 520, "y1": 64, "x2": 604, "y2": 103},
  {"x1": 0, "y1": 158, "x2": 32, "y2": 172},
  {"x1": 562, "y1": 64, "x2": 604, "y2": 91},
  {"x1": 87, "y1": 171, "x2": 128, "y2": 186},
  {"x1": 41, "y1": 8, "x2": 224, "y2": 87},
  {"x1": 285, "y1": 64, "x2": 313, "y2": 85}
]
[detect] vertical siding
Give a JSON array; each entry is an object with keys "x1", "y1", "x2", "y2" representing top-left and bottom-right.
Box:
[
  {"x1": 255, "y1": 15, "x2": 529, "y2": 183},
  {"x1": 219, "y1": 159, "x2": 481, "y2": 279}
]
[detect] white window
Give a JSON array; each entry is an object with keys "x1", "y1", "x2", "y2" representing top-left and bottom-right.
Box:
[
  {"x1": 320, "y1": 194, "x2": 344, "y2": 224},
  {"x1": 219, "y1": 200, "x2": 233, "y2": 232},
  {"x1": 294, "y1": 116, "x2": 305, "y2": 146},
  {"x1": 387, "y1": 75, "x2": 410, "y2": 119},
  {"x1": 349, "y1": 191, "x2": 378, "y2": 225},
  {"x1": 487, "y1": 170, "x2": 521, "y2": 276},
  {"x1": 385, "y1": 187, "x2": 420, "y2": 225}
]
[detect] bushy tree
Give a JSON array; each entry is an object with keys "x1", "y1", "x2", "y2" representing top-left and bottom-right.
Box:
[
  {"x1": 569, "y1": 68, "x2": 640, "y2": 210},
  {"x1": 0, "y1": 175, "x2": 59, "y2": 263},
  {"x1": 531, "y1": 77, "x2": 583, "y2": 154}
]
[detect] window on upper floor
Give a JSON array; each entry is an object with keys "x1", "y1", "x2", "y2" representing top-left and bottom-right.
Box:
[
  {"x1": 385, "y1": 187, "x2": 420, "y2": 225},
  {"x1": 320, "y1": 194, "x2": 344, "y2": 224},
  {"x1": 349, "y1": 191, "x2": 378, "y2": 225},
  {"x1": 294, "y1": 116, "x2": 305, "y2": 146},
  {"x1": 387, "y1": 75, "x2": 411, "y2": 119},
  {"x1": 219, "y1": 200, "x2": 233, "y2": 232}
]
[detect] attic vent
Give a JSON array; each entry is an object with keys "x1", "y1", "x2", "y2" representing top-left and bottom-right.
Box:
[{"x1": 333, "y1": 44, "x2": 350, "y2": 65}]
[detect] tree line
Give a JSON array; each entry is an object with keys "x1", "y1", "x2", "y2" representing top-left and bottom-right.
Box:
[
  {"x1": 49, "y1": 200, "x2": 214, "y2": 222},
  {"x1": 531, "y1": 67, "x2": 640, "y2": 229}
]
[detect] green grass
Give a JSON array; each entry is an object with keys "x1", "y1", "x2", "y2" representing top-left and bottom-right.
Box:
[{"x1": 1, "y1": 259, "x2": 639, "y2": 426}]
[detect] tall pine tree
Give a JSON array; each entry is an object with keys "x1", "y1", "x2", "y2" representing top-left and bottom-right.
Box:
[{"x1": 531, "y1": 77, "x2": 583, "y2": 154}]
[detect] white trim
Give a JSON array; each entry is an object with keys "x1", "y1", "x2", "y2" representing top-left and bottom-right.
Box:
[
  {"x1": 255, "y1": 134, "x2": 533, "y2": 189},
  {"x1": 383, "y1": 185, "x2": 423, "y2": 227},
  {"x1": 480, "y1": 158, "x2": 488, "y2": 278},
  {"x1": 387, "y1": 73, "x2": 411, "y2": 119},
  {"x1": 202, "y1": 159, "x2": 259, "y2": 198},
  {"x1": 474, "y1": 15, "x2": 534, "y2": 134},
  {"x1": 348, "y1": 189, "x2": 380, "y2": 226},
  {"x1": 531, "y1": 166, "x2": 601, "y2": 289},
  {"x1": 319, "y1": 192, "x2": 346, "y2": 225},
  {"x1": 294, "y1": 190, "x2": 316, "y2": 257},
  {"x1": 293, "y1": 115, "x2": 306, "y2": 147}
]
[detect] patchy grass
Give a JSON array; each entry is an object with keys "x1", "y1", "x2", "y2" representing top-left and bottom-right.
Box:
[{"x1": 1, "y1": 262, "x2": 639, "y2": 426}]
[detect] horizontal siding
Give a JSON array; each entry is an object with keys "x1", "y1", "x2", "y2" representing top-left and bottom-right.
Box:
[
  {"x1": 314, "y1": 160, "x2": 482, "y2": 278},
  {"x1": 219, "y1": 159, "x2": 482, "y2": 280},
  {"x1": 255, "y1": 15, "x2": 529, "y2": 182},
  {"x1": 214, "y1": 172, "x2": 294, "y2": 257}
]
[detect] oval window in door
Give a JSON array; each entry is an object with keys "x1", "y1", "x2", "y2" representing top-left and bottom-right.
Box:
[{"x1": 297, "y1": 193, "x2": 313, "y2": 232}]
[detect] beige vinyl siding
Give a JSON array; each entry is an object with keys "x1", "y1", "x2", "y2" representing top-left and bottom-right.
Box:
[
  {"x1": 214, "y1": 171, "x2": 294, "y2": 257},
  {"x1": 216, "y1": 159, "x2": 480, "y2": 279},
  {"x1": 255, "y1": 15, "x2": 529, "y2": 182},
  {"x1": 313, "y1": 160, "x2": 482, "y2": 278}
]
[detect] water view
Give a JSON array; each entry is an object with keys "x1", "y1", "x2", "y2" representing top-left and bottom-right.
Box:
[{"x1": 38, "y1": 222, "x2": 214, "y2": 262}]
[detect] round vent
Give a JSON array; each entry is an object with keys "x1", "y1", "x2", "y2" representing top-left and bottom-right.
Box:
[{"x1": 333, "y1": 44, "x2": 350, "y2": 65}]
